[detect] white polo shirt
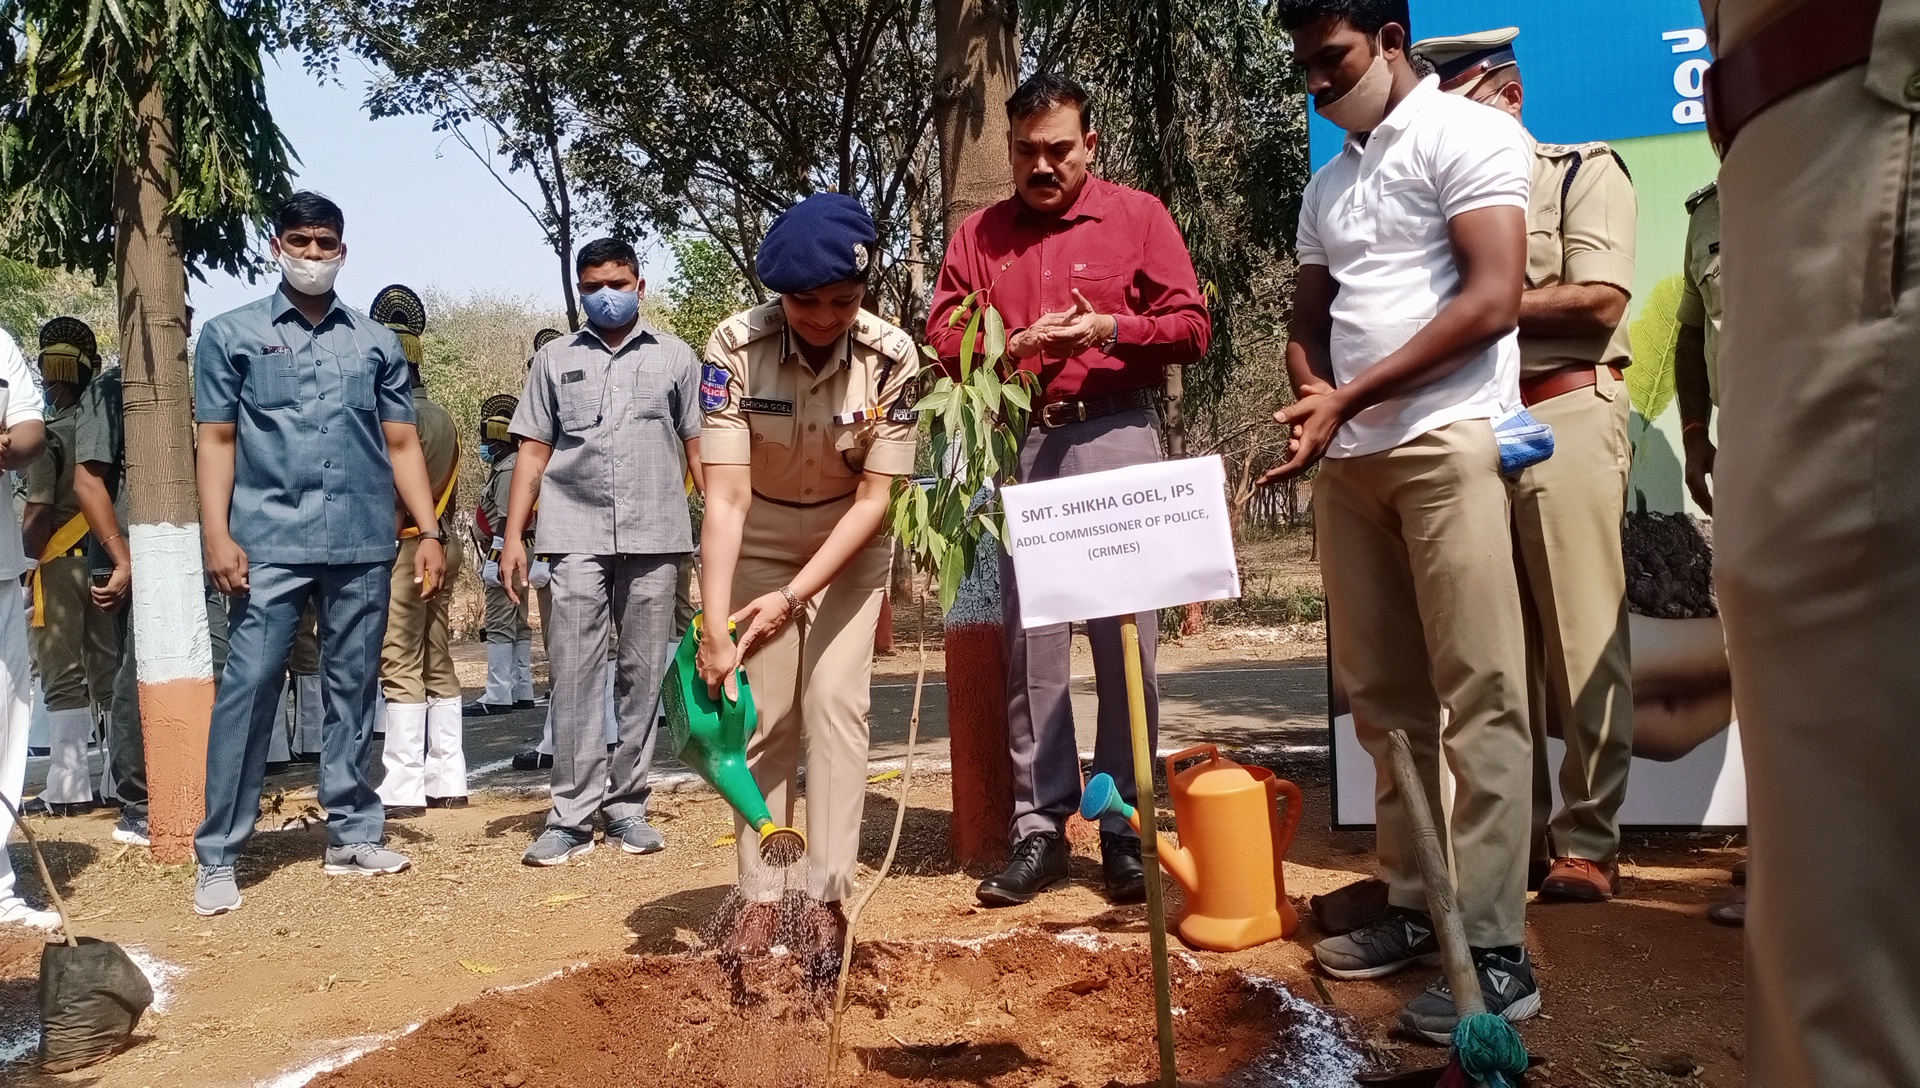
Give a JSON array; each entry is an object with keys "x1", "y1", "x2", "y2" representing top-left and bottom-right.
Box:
[
  {"x1": 0, "y1": 329, "x2": 45, "y2": 580},
  {"x1": 1297, "y1": 75, "x2": 1531, "y2": 459}
]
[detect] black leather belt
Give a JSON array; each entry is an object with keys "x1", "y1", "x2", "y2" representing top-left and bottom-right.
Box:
[
  {"x1": 753, "y1": 488, "x2": 856, "y2": 509},
  {"x1": 1037, "y1": 387, "x2": 1157, "y2": 429}
]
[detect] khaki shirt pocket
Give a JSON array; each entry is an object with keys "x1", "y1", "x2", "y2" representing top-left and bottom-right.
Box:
[
  {"x1": 1526, "y1": 207, "x2": 1564, "y2": 288},
  {"x1": 828, "y1": 425, "x2": 868, "y2": 478}
]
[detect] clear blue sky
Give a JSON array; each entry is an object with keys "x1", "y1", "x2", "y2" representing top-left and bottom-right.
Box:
[{"x1": 189, "y1": 56, "x2": 674, "y2": 320}]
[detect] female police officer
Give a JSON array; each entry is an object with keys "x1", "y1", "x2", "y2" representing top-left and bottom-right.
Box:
[{"x1": 696, "y1": 193, "x2": 919, "y2": 955}]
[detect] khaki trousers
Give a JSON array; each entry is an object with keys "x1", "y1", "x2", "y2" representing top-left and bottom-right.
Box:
[
  {"x1": 1319, "y1": 419, "x2": 1532, "y2": 948},
  {"x1": 1510, "y1": 373, "x2": 1635, "y2": 865},
  {"x1": 379, "y1": 537, "x2": 461, "y2": 703},
  {"x1": 1716, "y1": 62, "x2": 1920, "y2": 1088},
  {"x1": 732, "y1": 498, "x2": 890, "y2": 904},
  {"x1": 31, "y1": 554, "x2": 118, "y2": 713},
  {"x1": 482, "y1": 582, "x2": 531, "y2": 643}
]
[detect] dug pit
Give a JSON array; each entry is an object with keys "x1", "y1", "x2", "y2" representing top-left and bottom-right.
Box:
[{"x1": 311, "y1": 929, "x2": 1359, "y2": 1088}]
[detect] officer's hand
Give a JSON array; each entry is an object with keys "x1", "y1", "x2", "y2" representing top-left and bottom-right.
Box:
[
  {"x1": 696, "y1": 626, "x2": 740, "y2": 701},
  {"x1": 500, "y1": 539, "x2": 529, "y2": 606},
  {"x1": 1258, "y1": 390, "x2": 1349, "y2": 485},
  {"x1": 92, "y1": 562, "x2": 131, "y2": 611},
  {"x1": 1683, "y1": 430, "x2": 1716, "y2": 516},
  {"x1": 204, "y1": 534, "x2": 251, "y2": 596},
  {"x1": 1007, "y1": 310, "x2": 1070, "y2": 360},
  {"x1": 414, "y1": 538, "x2": 447, "y2": 599},
  {"x1": 730, "y1": 591, "x2": 793, "y2": 664},
  {"x1": 1041, "y1": 290, "x2": 1115, "y2": 353}
]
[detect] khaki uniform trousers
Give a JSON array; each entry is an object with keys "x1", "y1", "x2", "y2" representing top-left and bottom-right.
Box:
[
  {"x1": 31, "y1": 554, "x2": 118, "y2": 713},
  {"x1": 1318, "y1": 419, "x2": 1531, "y2": 948},
  {"x1": 483, "y1": 583, "x2": 532, "y2": 644},
  {"x1": 380, "y1": 536, "x2": 462, "y2": 704},
  {"x1": 1715, "y1": 63, "x2": 1920, "y2": 1088},
  {"x1": 732, "y1": 495, "x2": 890, "y2": 904},
  {"x1": 1510, "y1": 372, "x2": 1635, "y2": 865}
]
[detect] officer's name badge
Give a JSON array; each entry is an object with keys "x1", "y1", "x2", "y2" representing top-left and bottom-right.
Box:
[
  {"x1": 741, "y1": 398, "x2": 793, "y2": 416},
  {"x1": 700, "y1": 363, "x2": 730, "y2": 411}
]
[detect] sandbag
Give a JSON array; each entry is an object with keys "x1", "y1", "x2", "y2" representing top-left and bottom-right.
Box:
[{"x1": 38, "y1": 936, "x2": 153, "y2": 1073}]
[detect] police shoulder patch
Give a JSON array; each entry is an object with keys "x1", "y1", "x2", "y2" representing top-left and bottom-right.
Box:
[
  {"x1": 700, "y1": 361, "x2": 731, "y2": 412},
  {"x1": 885, "y1": 377, "x2": 921, "y2": 423}
]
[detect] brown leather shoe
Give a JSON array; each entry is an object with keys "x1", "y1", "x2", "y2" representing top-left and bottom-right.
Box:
[
  {"x1": 730, "y1": 901, "x2": 778, "y2": 957},
  {"x1": 1731, "y1": 858, "x2": 1748, "y2": 886},
  {"x1": 1708, "y1": 889, "x2": 1746, "y2": 926},
  {"x1": 1538, "y1": 857, "x2": 1619, "y2": 902}
]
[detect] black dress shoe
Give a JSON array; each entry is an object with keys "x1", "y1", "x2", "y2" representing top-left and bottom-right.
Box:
[
  {"x1": 976, "y1": 831, "x2": 1070, "y2": 907},
  {"x1": 513, "y1": 699, "x2": 538, "y2": 710},
  {"x1": 289, "y1": 750, "x2": 321, "y2": 764},
  {"x1": 386, "y1": 805, "x2": 426, "y2": 819},
  {"x1": 463, "y1": 701, "x2": 514, "y2": 718},
  {"x1": 1100, "y1": 831, "x2": 1147, "y2": 904},
  {"x1": 427, "y1": 796, "x2": 469, "y2": 809},
  {"x1": 511, "y1": 747, "x2": 552, "y2": 771},
  {"x1": 264, "y1": 760, "x2": 291, "y2": 776}
]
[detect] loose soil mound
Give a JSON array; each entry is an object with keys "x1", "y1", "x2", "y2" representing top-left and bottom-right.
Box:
[
  {"x1": 0, "y1": 933, "x2": 42, "y2": 1071},
  {"x1": 313, "y1": 930, "x2": 1351, "y2": 1088},
  {"x1": 1624, "y1": 512, "x2": 1716, "y2": 618}
]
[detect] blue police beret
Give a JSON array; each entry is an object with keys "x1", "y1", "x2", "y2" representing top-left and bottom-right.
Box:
[{"x1": 755, "y1": 193, "x2": 878, "y2": 294}]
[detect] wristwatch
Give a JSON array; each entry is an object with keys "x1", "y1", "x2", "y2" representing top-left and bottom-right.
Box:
[{"x1": 416, "y1": 529, "x2": 444, "y2": 542}]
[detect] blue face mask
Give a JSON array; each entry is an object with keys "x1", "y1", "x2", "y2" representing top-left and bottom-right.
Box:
[
  {"x1": 479, "y1": 444, "x2": 498, "y2": 466},
  {"x1": 581, "y1": 286, "x2": 640, "y2": 330}
]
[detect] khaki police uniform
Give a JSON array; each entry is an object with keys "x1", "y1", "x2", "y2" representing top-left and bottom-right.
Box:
[
  {"x1": 376, "y1": 383, "x2": 464, "y2": 807},
  {"x1": 1511, "y1": 134, "x2": 1638, "y2": 869},
  {"x1": 1677, "y1": 182, "x2": 1722, "y2": 402},
  {"x1": 1703, "y1": 1, "x2": 1920, "y2": 1084},
  {"x1": 477, "y1": 448, "x2": 535, "y2": 706},
  {"x1": 701, "y1": 303, "x2": 919, "y2": 903},
  {"x1": 24, "y1": 401, "x2": 119, "y2": 805}
]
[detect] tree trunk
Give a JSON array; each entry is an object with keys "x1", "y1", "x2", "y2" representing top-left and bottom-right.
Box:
[
  {"x1": 933, "y1": 0, "x2": 1018, "y2": 234},
  {"x1": 115, "y1": 49, "x2": 216, "y2": 865},
  {"x1": 933, "y1": 0, "x2": 1018, "y2": 867}
]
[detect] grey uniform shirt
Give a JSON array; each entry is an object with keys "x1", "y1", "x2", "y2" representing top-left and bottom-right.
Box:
[
  {"x1": 195, "y1": 288, "x2": 416, "y2": 566},
  {"x1": 510, "y1": 321, "x2": 701, "y2": 556}
]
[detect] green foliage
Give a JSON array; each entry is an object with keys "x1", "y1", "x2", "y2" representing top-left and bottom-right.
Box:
[
  {"x1": 1628, "y1": 274, "x2": 1684, "y2": 426},
  {"x1": 663, "y1": 237, "x2": 751, "y2": 352},
  {"x1": 0, "y1": 0, "x2": 294, "y2": 279},
  {"x1": 0, "y1": 257, "x2": 116, "y2": 351},
  {"x1": 889, "y1": 297, "x2": 1035, "y2": 614}
]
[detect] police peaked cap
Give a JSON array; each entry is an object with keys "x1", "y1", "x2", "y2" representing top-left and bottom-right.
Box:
[
  {"x1": 755, "y1": 193, "x2": 878, "y2": 294},
  {"x1": 480, "y1": 393, "x2": 518, "y2": 443},
  {"x1": 1410, "y1": 27, "x2": 1520, "y2": 93},
  {"x1": 370, "y1": 284, "x2": 428, "y2": 336},
  {"x1": 532, "y1": 328, "x2": 563, "y2": 353},
  {"x1": 37, "y1": 316, "x2": 99, "y2": 386}
]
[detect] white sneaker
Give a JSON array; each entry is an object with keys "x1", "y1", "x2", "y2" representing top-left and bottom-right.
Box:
[{"x1": 0, "y1": 896, "x2": 60, "y2": 929}]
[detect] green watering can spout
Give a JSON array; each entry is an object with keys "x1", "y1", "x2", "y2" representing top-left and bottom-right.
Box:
[{"x1": 661, "y1": 615, "x2": 806, "y2": 865}]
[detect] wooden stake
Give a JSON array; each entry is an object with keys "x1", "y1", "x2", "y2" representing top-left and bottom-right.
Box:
[
  {"x1": 1123, "y1": 614, "x2": 1178, "y2": 1088},
  {"x1": 1384, "y1": 730, "x2": 1484, "y2": 1017}
]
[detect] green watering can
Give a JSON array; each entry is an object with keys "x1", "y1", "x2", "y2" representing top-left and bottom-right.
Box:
[{"x1": 661, "y1": 614, "x2": 805, "y2": 863}]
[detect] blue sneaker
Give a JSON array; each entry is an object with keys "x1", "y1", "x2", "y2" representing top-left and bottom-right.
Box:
[
  {"x1": 606, "y1": 816, "x2": 665, "y2": 855},
  {"x1": 522, "y1": 828, "x2": 595, "y2": 867}
]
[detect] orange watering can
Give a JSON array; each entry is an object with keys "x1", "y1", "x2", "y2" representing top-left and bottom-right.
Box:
[{"x1": 1081, "y1": 744, "x2": 1304, "y2": 952}]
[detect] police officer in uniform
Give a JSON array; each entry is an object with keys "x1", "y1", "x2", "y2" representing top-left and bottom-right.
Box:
[
  {"x1": 1414, "y1": 28, "x2": 1640, "y2": 902},
  {"x1": 368, "y1": 285, "x2": 467, "y2": 816},
  {"x1": 21, "y1": 318, "x2": 118, "y2": 814},
  {"x1": 1675, "y1": 180, "x2": 1721, "y2": 517},
  {"x1": 471, "y1": 393, "x2": 538, "y2": 715},
  {"x1": 697, "y1": 193, "x2": 920, "y2": 956}
]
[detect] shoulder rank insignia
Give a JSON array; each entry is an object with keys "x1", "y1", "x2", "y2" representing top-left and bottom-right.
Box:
[
  {"x1": 1685, "y1": 181, "x2": 1718, "y2": 213},
  {"x1": 700, "y1": 362, "x2": 730, "y2": 412}
]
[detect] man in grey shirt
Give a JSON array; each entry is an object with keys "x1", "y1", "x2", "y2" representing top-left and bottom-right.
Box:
[{"x1": 502, "y1": 237, "x2": 704, "y2": 866}]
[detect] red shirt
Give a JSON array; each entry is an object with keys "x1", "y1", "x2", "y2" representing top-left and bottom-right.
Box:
[{"x1": 926, "y1": 175, "x2": 1212, "y2": 401}]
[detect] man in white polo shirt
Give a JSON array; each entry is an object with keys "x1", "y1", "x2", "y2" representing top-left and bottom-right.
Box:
[{"x1": 1266, "y1": 0, "x2": 1536, "y2": 1043}]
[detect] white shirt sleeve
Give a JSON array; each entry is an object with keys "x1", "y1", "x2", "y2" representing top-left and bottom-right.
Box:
[
  {"x1": 1296, "y1": 170, "x2": 1330, "y2": 267},
  {"x1": 0, "y1": 331, "x2": 44, "y2": 430},
  {"x1": 1431, "y1": 107, "x2": 1531, "y2": 221}
]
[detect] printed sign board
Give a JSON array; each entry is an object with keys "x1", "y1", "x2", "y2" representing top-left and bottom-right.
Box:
[{"x1": 1002, "y1": 457, "x2": 1240, "y2": 628}]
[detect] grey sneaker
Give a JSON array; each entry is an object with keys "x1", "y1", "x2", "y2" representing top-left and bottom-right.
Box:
[
  {"x1": 323, "y1": 842, "x2": 412, "y2": 876},
  {"x1": 1314, "y1": 906, "x2": 1441, "y2": 980},
  {"x1": 112, "y1": 814, "x2": 151, "y2": 847},
  {"x1": 522, "y1": 828, "x2": 595, "y2": 867},
  {"x1": 194, "y1": 865, "x2": 242, "y2": 916},
  {"x1": 607, "y1": 816, "x2": 666, "y2": 855},
  {"x1": 1398, "y1": 945, "x2": 1542, "y2": 1044}
]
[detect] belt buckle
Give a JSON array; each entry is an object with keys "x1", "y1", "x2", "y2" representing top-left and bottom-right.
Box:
[{"x1": 1040, "y1": 400, "x2": 1085, "y2": 429}]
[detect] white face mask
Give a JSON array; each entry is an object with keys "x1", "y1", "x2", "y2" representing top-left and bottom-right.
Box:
[
  {"x1": 278, "y1": 251, "x2": 344, "y2": 296},
  {"x1": 1316, "y1": 51, "x2": 1394, "y2": 133}
]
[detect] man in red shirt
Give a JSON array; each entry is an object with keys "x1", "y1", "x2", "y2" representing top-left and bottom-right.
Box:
[{"x1": 928, "y1": 72, "x2": 1211, "y2": 908}]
